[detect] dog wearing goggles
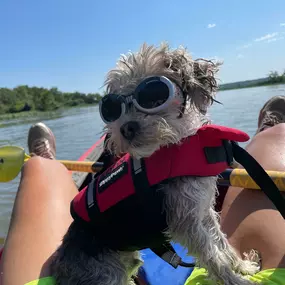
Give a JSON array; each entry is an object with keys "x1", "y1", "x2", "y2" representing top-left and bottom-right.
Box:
[{"x1": 51, "y1": 43, "x2": 259, "y2": 285}]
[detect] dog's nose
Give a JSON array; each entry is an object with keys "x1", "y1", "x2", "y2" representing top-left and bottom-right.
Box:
[{"x1": 120, "y1": 121, "x2": 140, "y2": 141}]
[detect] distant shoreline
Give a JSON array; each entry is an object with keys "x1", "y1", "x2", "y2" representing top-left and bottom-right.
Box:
[
  {"x1": 0, "y1": 104, "x2": 97, "y2": 122},
  {"x1": 219, "y1": 81, "x2": 285, "y2": 91},
  {"x1": 0, "y1": 85, "x2": 103, "y2": 120},
  {"x1": 1, "y1": 73, "x2": 284, "y2": 121},
  {"x1": 219, "y1": 75, "x2": 285, "y2": 91}
]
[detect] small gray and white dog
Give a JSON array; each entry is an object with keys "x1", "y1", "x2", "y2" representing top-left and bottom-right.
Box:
[{"x1": 51, "y1": 43, "x2": 259, "y2": 285}]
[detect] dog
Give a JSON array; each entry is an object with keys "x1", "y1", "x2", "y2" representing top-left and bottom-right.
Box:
[{"x1": 50, "y1": 43, "x2": 260, "y2": 285}]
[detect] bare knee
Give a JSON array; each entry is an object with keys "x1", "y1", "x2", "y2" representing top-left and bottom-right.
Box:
[
  {"x1": 22, "y1": 156, "x2": 67, "y2": 179},
  {"x1": 20, "y1": 156, "x2": 77, "y2": 196},
  {"x1": 243, "y1": 123, "x2": 285, "y2": 172},
  {"x1": 249, "y1": 123, "x2": 285, "y2": 148},
  {"x1": 260, "y1": 122, "x2": 285, "y2": 136}
]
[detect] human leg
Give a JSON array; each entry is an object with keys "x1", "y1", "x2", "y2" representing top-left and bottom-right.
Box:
[
  {"x1": 221, "y1": 96, "x2": 285, "y2": 270},
  {"x1": 0, "y1": 123, "x2": 78, "y2": 285}
]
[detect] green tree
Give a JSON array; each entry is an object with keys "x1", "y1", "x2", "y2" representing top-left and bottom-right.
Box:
[
  {"x1": 0, "y1": 88, "x2": 16, "y2": 114},
  {"x1": 40, "y1": 90, "x2": 57, "y2": 111},
  {"x1": 0, "y1": 85, "x2": 102, "y2": 115},
  {"x1": 268, "y1": 71, "x2": 285, "y2": 84}
]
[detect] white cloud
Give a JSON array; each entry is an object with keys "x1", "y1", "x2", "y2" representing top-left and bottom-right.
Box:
[
  {"x1": 255, "y1": 32, "x2": 278, "y2": 42},
  {"x1": 268, "y1": 36, "x2": 284, "y2": 43},
  {"x1": 207, "y1": 23, "x2": 216, "y2": 29},
  {"x1": 236, "y1": 31, "x2": 283, "y2": 50},
  {"x1": 280, "y1": 23, "x2": 285, "y2": 27},
  {"x1": 267, "y1": 38, "x2": 277, "y2": 43},
  {"x1": 237, "y1": 54, "x2": 244, "y2": 59}
]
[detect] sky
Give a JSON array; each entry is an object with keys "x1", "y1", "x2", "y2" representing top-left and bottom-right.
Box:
[{"x1": 0, "y1": 0, "x2": 284, "y2": 94}]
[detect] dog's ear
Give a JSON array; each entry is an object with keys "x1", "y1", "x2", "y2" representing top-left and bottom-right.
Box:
[
  {"x1": 184, "y1": 59, "x2": 221, "y2": 114},
  {"x1": 163, "y1": 46, "x2": 221, "y2": 114}
]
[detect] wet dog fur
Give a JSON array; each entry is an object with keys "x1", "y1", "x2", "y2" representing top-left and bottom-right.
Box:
[{"x1": 50, "y1": 43, "x2": 260, "y2": 285}]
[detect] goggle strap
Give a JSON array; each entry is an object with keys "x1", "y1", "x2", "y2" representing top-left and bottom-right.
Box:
[{"x1": 125, "y1": 96, "x2": 133, "y2": 104}]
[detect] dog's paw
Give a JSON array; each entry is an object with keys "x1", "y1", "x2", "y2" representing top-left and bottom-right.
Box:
[
  {"x1": 234, "y1": 250, "x2": 261, "y2": 276},
  {"x1": 227, "y1": 250, "x2": 260, "y2": 276},
  {"x1": 237, "y1": 259, "x2": 260, "y2": 276},
  {"x1": 228, "y1": 257, "x2": 260, "y2": 277}
]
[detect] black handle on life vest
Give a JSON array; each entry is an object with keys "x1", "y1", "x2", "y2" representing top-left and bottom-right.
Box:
[
  {"x1": 232, "y1": 142, "x2": 285, "y2": 219},
  {"x1": 150, "y1": 243, "x2": 195, "y2": 269}
]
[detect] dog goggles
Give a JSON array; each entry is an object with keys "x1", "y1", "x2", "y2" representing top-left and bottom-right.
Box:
[{"x1": 99, "y1": 76, "x2": 184, "y2": 123}]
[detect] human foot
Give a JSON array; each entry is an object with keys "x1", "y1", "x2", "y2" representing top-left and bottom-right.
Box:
[
  {"x1": 257, "y1": 95, "x2": 285, "y2": 133},
  {"x1": 27, "y1": 122, "x2": 56, "y2": 159}
]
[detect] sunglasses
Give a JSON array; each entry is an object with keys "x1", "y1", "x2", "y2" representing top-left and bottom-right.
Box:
[{"x1": 99, "y1": 76, "x2": 184, "y2": 124}]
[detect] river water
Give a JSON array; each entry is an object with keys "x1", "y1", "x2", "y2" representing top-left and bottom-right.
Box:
[{"x1": 0, "y1": 84, "x2": 285, "y2": 240}]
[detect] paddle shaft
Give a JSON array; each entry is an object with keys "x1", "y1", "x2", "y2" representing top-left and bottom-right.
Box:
[
  {"x1": 59, "y1": 160, "x2": 104, "y2": 173},
  {"x1": 2, "y1": 142, "x2": 285, "y2": 191},
  {"x1": 60, "y1": 161, "x2": 285, "y2": 192},
  {"x1": 219, "y1": 168, "x2": 285, "y2": 191}
]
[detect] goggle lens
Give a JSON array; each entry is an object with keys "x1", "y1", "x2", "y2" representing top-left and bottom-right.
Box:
[
  {"x1": 100, "y1": 95, "x2": 123, "y2": 122},
  {"x1": 135, "y1": 80, "x2": 169, "y2": 109}
]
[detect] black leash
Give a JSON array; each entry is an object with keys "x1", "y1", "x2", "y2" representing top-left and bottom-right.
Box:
[{"x1": 232, "y1": 142, "x2": 285, "y2": 219}]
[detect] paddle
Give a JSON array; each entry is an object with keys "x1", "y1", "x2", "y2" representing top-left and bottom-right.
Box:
[
  {"x1": 218, "y1": 168, "x2": 285, "y2": 192},
  {"x1": 0, "y1": 146, "x2": 103, "y2": 183},
  {"x1": 1, "y1": 145, "x2": 285, "y2": 192}
]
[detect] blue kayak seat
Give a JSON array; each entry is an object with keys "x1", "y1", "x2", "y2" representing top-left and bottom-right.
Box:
[{"x1": 139, "y1": 243, "x2": 195, "y2": 285}]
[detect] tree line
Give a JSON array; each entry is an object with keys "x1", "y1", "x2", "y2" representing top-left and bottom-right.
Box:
[
  {"x1": 219, "y1": 70, "x2": 285, "y2": 91},
  {"x1": 0, "y1": 85, "x2": 103, "y2": 115},
  {"x1": 2, "y1": 69, "x2": 284, "y2": 114},
  {"x1": 268, "y1": 70, "x2": 285, "y2": 84}
]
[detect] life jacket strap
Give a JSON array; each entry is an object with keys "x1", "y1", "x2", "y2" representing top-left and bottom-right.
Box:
[
  {"x1": 131, "y1": 157, "x2": 150, "y2": 196},
  {"x1": 131, "y1": 158, "x2": 196, "y2": 268},
  {"x1": 203, "y1": 140, "x2": 233, "y2": 165}
]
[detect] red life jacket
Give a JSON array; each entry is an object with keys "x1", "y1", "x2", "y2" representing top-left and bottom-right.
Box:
[
  {"x1": 70, "y1": 123, "x2": 285, "y2": 268},
  {"x1": 70, "y1": 125, "x2": 249, "y2": 252}
]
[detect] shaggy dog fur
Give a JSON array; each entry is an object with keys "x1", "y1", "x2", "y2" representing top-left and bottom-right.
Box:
[{"x1": 50, "y1": 43, "x2": 260, "y2": 285}]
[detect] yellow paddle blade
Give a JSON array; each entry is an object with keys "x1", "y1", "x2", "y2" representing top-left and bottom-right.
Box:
[{"x1": 0, "y1": 146, "x2": 26, "y2": 182}]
